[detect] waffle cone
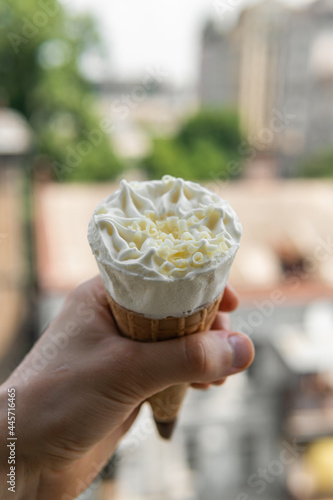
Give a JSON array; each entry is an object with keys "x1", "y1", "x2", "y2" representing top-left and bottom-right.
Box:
[{"x1": 106, "y1": 292, "x2": 221, "y2": 437}]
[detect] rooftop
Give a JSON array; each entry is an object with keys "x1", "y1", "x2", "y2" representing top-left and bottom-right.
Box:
[{"x1": 35, "y1": 178, "x2": 333, "y2": 303}]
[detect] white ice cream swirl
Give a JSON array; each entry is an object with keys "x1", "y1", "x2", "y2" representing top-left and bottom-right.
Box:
[
  {"x1": 88, "y1": 176, "x2": 242, "y2": 317},
  {"x1": 89, "y1": 176, "x2": 241, "y2": 279}
]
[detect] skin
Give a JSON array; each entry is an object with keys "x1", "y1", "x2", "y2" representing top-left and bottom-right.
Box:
[{"x1": 0, "y1": 277, "x2": 254, "y2": 500}]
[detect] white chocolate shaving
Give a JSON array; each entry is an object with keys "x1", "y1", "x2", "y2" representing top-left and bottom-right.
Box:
[
  {"x1": 88, "y1": 176, "x2": 242, "y2": 281},
  {"x1": 88, "y1": 176, "x2": 242, "y2": 317}
]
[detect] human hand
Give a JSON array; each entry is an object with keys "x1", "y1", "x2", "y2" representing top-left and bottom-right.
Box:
[{"x1": 0, "y1": 276, "x2": 254, "y2": 500}]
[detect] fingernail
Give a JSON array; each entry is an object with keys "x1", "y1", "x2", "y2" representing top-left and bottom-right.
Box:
[{"x1": 228, "y1": 334, "x2": 254, "y2": 369}]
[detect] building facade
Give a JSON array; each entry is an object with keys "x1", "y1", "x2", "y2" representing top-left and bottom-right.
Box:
[{"x1": 200, "y1": 0, "x2": 333, "y2": 176}]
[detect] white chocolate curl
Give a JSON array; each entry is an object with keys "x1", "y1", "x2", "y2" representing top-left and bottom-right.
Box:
[{"x1": 88, "y1": 176, "x2": 242, "y2": 318}]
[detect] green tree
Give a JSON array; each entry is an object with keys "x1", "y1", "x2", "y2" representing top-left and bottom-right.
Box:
[
  {"x1": 300, "y1": 149, "x2": 333, "y2": 178},
  {"x1": 143, "y1": 109, "x2": 242, "y2": 181},
  {"x1": 0, "y1": 0, "x2": 122, "y2": 182},
  {"x1": 177, "y1": 109, "x2": 241, "y2": 153}
]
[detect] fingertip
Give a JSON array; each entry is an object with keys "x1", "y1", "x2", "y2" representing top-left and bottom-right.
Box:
[
  {"x1": 191, "y1": 383, "x2": 211, "y2": 390},
  {"x1": 212, "y1": 378, "x2": 227, "y2": 386},
  {"x1": 220, "y1": 284, "x2": 239, "y2": 312},
  {"x1": 228, "y1": 332, "x2": 255, "y2": 371}
]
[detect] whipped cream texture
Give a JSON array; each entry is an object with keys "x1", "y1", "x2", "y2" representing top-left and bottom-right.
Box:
[{"x1": 88, "y1": 176, "x2": 242, "y2": 318}]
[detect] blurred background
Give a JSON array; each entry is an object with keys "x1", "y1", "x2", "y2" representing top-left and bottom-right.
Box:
[{"x1": 1, "y1": 0, "x2": 333, "y2": 498}]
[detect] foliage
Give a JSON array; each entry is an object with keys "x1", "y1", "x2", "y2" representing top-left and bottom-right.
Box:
[
  {"x1": 0, "y1": 0, "x2": 122, "y2": 182},
  {"x1": 299, "y1": 149, "x2": 333, "y2": 178},
  {"x1": 142, "y1": 109, "x2": 243, "y2": 181}
]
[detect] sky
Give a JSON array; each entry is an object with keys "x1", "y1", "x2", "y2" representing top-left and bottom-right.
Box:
[{"x1": 65, "y1": 0, "x2": 313, "y2": 86}]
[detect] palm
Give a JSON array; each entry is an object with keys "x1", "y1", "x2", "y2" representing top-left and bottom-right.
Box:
[{"x1": 10, "y1": 277, "x2": 241, "y2": 499}]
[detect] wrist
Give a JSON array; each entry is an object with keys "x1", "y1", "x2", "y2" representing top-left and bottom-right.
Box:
[{"x1": 0, "y1": 383, "x2": 40, "y2": 500}]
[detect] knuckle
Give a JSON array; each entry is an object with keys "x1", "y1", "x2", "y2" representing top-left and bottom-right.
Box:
[
  {"x1": 112, "y1": 341, "x2": 139, "y2": 375},
  {"x1": 99, "y1": 342, "x2": 145, "y2": 399},
  {"x1": 184, "y1": 336, "x2": 209, "y2": 378},
  {"x1": 184, "y1": 333, "x2": 234, "y2": 382},
  {"x1": 122, "y1": 346, "x2": 159, "y2": 399}
]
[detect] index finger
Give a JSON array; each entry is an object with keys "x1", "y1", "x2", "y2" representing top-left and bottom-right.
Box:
[{"x1": 219, "y1": 284, "x2": 239, "y2": 312}]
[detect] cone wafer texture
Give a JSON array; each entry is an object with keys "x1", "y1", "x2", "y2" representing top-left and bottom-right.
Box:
[
  {"x1": 106, "y1": 293, "x2": 222, "y2": 342},
  {"x1": 106, "y1": 291, "x2": 222, "y2": 437}
]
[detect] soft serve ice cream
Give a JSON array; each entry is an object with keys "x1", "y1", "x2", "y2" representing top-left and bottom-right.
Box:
[
  {"x1": 88, "y1": 176, "x2": 242, "y2": 318},
  {"x1": 88, "y1": 175, "x2": 243, "y2": 439}
]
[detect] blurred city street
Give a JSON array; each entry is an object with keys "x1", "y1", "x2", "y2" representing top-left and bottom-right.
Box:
[{"x1": 1, "y1": 0, "x2": 333, "y2": 499}]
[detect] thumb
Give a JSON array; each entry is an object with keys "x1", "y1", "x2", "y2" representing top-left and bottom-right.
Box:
[{"x1": 131, "y1": 330, "x2": 255, "y2": 397}]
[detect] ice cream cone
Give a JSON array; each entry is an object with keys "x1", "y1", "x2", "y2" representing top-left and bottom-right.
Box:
[
  {"x1": 106, "y1": 292, "x2": 222, "y2": 438},
  {"x1": 88, "y1": 176, "x2": 242, "y2": 439}
]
